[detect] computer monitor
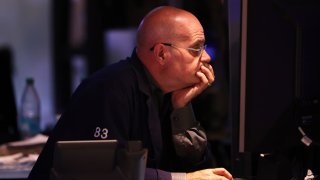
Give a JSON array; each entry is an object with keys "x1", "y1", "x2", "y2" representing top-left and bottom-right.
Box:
[
  {"x1": 50, "y1": 139, "x2": 147, "y2": 180},
  {"x1": 50, "y1": 139, "x2": 119, "y2": 179},
  {"x1": 238, "y1": 0, "x2": 320, "y2": 155},
  {"x1": 230, "y1": 0, "x2": 320, "y2": 179}
]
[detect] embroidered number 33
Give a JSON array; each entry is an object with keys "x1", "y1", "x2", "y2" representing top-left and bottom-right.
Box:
[{"x1": 94, "y1": 127, "x2": 108, "y2": 139}]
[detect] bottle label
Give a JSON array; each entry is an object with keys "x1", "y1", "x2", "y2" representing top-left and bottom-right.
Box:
[{"x1": 19, "y1": 117, "x2": 41, "y2": 138}]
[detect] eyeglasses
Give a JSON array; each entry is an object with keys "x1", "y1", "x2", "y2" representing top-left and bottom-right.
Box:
[{"x1": 149, "y1": 43, "x2": 207, "y2": 57}]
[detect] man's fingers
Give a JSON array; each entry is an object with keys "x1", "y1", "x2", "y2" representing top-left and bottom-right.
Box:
[
  {"x1": 199, "y1": 64, "x2": 214, "y2": 87},
  {"x1": 203, "y1": 63, "x2": 214, "y2": 74},
  {"x1": 187, "y1": 168, "x2": 233, "y2": 180},
  {"x1": 201, "y1": 63, "x2": 214, "y2": 78},
  {"x1": 196, "y1": 71, "x2": 209, "y2": 88},
  {"x1": 212, "y1": 168, "x2": 233, "y2": 180}
]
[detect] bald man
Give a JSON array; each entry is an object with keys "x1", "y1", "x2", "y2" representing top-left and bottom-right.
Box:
[{"x1": 28, "y1": 6, "x2": 232, "y2": 180}]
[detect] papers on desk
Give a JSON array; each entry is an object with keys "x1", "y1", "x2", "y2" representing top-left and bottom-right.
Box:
[
  {"x1": 0, "y1": 153, "x2": 38, "y2": 179},
  {"x1": 0, "y1": 134, "x2": 48, "y2": 179},
  {"x1": 7, "y1": 134, "x2": 48, "y2": 147}
]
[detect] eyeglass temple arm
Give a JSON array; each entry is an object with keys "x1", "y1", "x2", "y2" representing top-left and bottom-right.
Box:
[{"x1": 149, "y1": 43, "x2": 173, "y2": 51}]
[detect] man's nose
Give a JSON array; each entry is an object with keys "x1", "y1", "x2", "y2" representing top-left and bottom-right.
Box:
[{"x1": 200, "y1": 50, "x2": 211, "y2": 63}]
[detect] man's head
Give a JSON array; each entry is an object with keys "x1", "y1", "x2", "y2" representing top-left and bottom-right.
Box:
[{"x1": 136, "y1": 6, "x2": 211, "y2": 93}]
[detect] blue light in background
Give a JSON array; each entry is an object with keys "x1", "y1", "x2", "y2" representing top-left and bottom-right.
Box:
[{"x1": 205, "y1": 44, "x2": 217, "y2": 63}]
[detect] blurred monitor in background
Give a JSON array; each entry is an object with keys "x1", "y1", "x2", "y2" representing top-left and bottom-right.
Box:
[{"x1": 0, "y1": 46, "x2": 20, "y2": 144}]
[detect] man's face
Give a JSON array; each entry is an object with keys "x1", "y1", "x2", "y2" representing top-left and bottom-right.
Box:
[{"x1": 164, "y1": 19, "x2": 211, "y2": 89}]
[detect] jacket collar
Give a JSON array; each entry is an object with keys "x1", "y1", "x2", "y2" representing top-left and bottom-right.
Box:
[{"x1": 129, "y1": 48, "x2": 155, "y2": 97}]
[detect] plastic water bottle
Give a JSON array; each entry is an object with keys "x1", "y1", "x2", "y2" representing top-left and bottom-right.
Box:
[{"x1": 19, "y1": 77, "x2": 41, "y2": 139}]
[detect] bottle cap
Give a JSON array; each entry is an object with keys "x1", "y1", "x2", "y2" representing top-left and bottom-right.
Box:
[{"x1": 26, "y1": 77, "x2": 34, "y2": 85}]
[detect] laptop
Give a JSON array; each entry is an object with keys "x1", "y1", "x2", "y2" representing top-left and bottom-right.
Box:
[{"x1": 50, "y1": 139, "x2": 121, "y2": 180}]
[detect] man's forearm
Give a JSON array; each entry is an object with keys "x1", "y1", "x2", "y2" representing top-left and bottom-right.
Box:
[{"x1": 170, "y1": 103, "x2": 207, "y2": 162}]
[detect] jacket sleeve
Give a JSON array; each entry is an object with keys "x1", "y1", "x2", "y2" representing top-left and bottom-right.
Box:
[{"x1": 170, "y1": 103, "x2": 208, "y2": 163}]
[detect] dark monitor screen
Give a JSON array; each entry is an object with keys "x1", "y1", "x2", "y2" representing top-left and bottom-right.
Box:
[
  {"x1": 232, "y1": 0, "x2": 320, "y2": 178},
  {"x1": 239, "y1": 0, "x2": 320, "y2": 154},
  {"x1": 51, "y1": 139, "x2": 119, "y2": 179}
]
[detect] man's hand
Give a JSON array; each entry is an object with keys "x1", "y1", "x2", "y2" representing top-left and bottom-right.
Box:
[
  {"x1": 186, "y1": 168, "x2": 233, "y2": 180},
  {"x1": 171, "y1": 63, "x2": 214, "y2": 109}
]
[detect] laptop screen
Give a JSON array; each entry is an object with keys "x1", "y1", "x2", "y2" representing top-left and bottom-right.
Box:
[{"x1": 51, "y1": 139, "x2": 118, "y2": 178}]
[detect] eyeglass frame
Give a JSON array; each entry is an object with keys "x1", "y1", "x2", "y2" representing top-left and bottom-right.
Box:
[{"x1": 149, "y1": 42, "x2": 207, "y2": 57}]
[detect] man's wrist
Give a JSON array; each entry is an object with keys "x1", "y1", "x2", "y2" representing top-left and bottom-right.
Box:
[{"x1": 171, "y1": 172, "x2": 187, "y2": 180}]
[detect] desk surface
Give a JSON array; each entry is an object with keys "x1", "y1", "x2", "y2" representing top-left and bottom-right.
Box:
[
  {"x1": 0, "y1": 168, "x2": 30, "y2": 179},
  {"x1": 0, "y1": 134, "x2": 47, "y2": 180}
]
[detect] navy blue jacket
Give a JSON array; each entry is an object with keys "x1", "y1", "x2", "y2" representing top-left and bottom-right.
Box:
[{"x1": 28, "y1": 50, "x2": 213, "y2": 179}]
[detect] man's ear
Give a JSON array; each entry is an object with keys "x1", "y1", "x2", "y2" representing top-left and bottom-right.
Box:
[{"x1": 153, "y1": 44, "x2": 167, "y2": 65}]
